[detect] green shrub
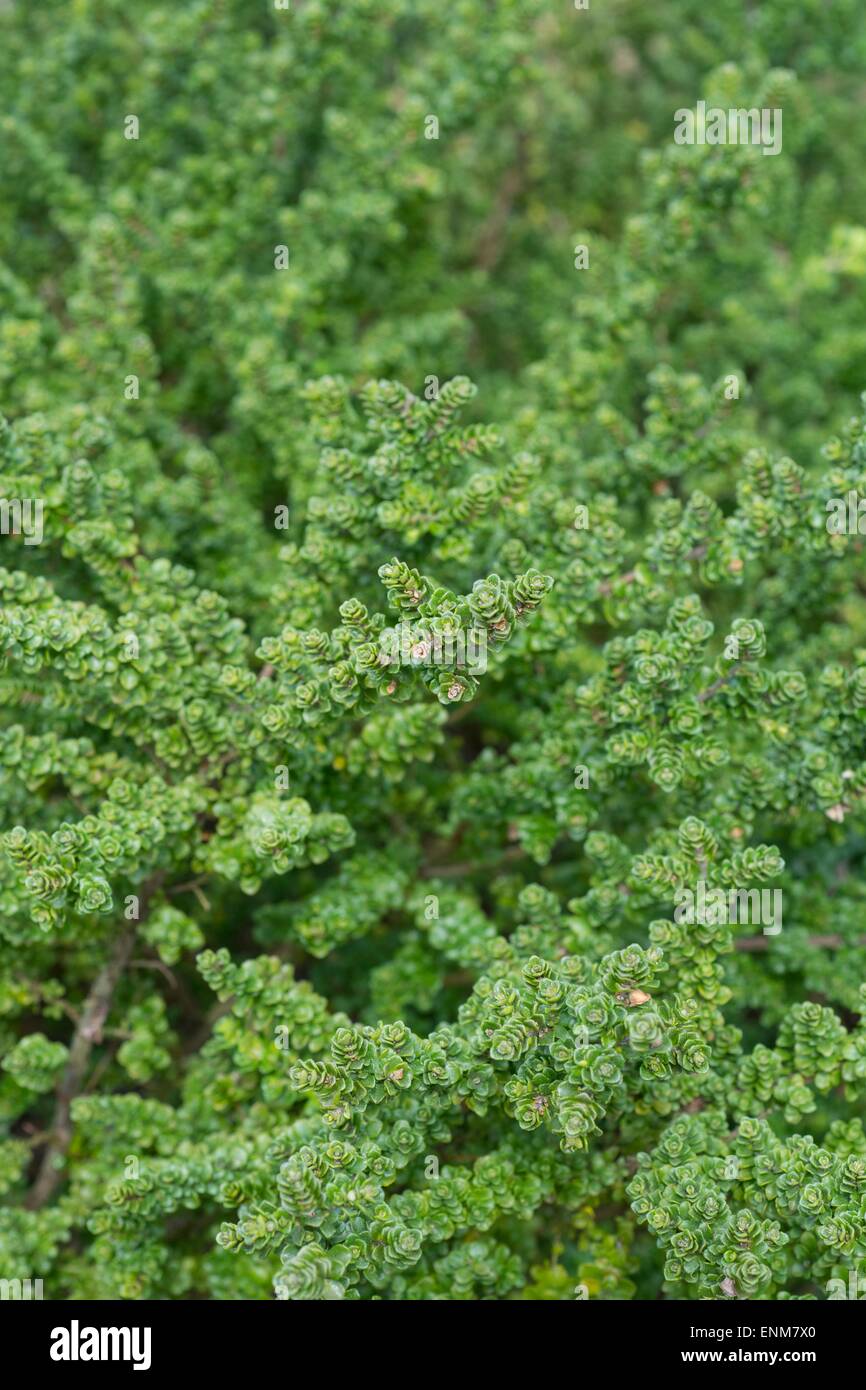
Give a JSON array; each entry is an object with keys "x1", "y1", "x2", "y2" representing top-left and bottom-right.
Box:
[{"x1": 2, "y1": 0, "x2": 866, "y2": 1301}]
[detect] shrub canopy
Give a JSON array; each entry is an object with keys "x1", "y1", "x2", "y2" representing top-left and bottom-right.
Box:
[{"x1": 2, "y1": 0, "x2": 866, "y2": 1301}]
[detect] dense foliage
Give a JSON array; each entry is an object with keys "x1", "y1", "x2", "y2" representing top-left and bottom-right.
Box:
[{"x1": 2, "y1": 0, "x2": 866, "y2": 1301}]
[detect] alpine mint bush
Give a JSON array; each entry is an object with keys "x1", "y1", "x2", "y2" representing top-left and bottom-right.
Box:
[{"x1": 2, "y1": 0, "x2": 866, "y2": 1302}]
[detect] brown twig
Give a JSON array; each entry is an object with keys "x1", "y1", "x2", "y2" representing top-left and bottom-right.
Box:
[
  {"x1": 26, "y1": 872, "x2": 165, "y2": 1210},
  {"x1": 696, "y1": 665, "x2": 742, "y2": 703},
  {"x1": 597, "y1": 545, "x2": 708, "y2": 599},
  {"x1": 130, "y1": 957, "x2": 201, "y2": 1020},
  {"x1": 475, "y1": 132, "x2": 528, "y2": 274},
  {"x1": 420, "y1": 846, "x2": 528, "y2": 878},
  {"x1": 735, "y1": 932, "x2": 866, "y2": 952},
  {"x1": 181, "y1": 998, "x2": 235, "y2": 1057}
]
